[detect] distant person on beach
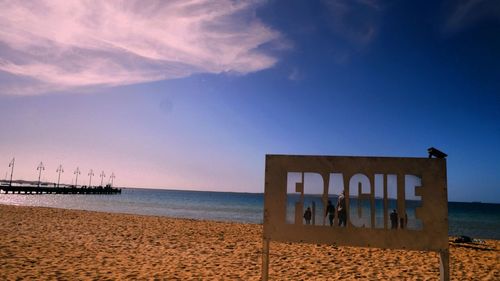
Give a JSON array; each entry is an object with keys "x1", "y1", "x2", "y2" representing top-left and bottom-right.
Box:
[
  {"x1": 337, "y1": 191, "x2": 347, "y2": 227},
  {"x1": 400, "y1": 212, "x2": 408, "y2": 229},
  {"x1": 303, "y1": 207, "x2": 312, "y2": 225},
  {"x1": 390, "y1": 209, "x2": 398, "y2": 229},
  {"x1": 325, "y1": 200, "x2": 335, "y2": 226}
]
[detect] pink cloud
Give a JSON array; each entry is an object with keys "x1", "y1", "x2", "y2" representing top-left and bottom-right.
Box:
[{"x1": 0, "y1": 0, "x2": 282, "y2": 95}]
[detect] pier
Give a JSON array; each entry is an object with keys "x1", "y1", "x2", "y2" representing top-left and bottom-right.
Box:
[
  {"x1": 2, "y1": 159, "x2": 120, "y2": 195},
  {"x1": 0, "y1": 185, "x2": 121, "y2": 195}
]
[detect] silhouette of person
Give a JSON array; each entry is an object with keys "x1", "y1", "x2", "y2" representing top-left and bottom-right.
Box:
[
  {"x1": 390, "y1": 209, "x2": 398, "y2": 229},
  {"x1": 337, "y1": 191, "x2": 347, "y2": 227},
  {"x1": 325, "y1": 200, "x2": 335, "y2": 226},
  {"x1": 303, "y1": 207, "x2": 312, "y2": 225},
  {"x1": 400, "y1": 212, "x2": 408, "y2": 229}
]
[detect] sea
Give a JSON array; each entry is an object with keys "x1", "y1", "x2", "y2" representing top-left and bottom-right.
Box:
[{"x1": 0, "y1": 188, "x2": 498, "y2": 240}]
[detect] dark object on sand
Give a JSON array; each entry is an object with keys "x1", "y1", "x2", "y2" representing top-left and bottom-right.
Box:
[{"x1": 454, "y1": 235, "x2": 473, "y2": 243}]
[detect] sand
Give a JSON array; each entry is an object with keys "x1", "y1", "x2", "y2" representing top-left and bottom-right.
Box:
[{"x1": 0, "y1": 205, "x2": 498, "y2": 280}]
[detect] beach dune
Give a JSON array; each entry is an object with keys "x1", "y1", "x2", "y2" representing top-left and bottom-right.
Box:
[{"x1": 0, "y1": 205, "x2": 498, "y2": 280}]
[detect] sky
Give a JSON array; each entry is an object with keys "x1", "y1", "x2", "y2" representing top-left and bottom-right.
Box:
[{"x1": 0, "y1": 0, "x2": 499, "y2": 203}]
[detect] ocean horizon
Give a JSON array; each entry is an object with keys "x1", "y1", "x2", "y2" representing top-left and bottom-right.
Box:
[{"x1": 0, "y1": 187, "x2": 498, "y2": 240}]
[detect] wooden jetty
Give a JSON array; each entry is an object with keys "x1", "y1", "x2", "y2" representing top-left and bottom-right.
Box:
[{"x1": 0, "y1": 184, "x2": 121, "y2": 195}]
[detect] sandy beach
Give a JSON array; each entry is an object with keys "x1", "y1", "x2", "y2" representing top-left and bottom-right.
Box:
[{"x1": 0, "y1": 205, "x2": 498, "y2": 280}]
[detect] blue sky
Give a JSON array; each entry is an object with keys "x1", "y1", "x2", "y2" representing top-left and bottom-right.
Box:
[{"x1": 0, "y1": 0, "x2": 499, "y2": 203}]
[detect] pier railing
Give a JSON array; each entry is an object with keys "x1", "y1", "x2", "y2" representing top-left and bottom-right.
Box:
[{"x1": 0, "y1": 185, "x2": 121, "y2": 195}]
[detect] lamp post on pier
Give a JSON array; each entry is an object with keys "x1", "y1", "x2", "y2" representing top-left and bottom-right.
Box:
[
  {"x1": 88, "y1": 169, "x2": 94, "y2": 187},
  {"x1": 74, "y1": 167, "x2": 81, "y2": 187},
  {"x1": 109, "y1": 172, "x2": 115, "y2": 187},
  {"x1": 8, "y1": 158, "x2": 15, "y2": 186},
  {"x1": 99, "y1": 171, "x2": 106, "y2": 187},
  {"x1": 37, "y1": 162, "x2": 45, "y2": 187},
  {"x1": 56, "y1": 165, "x2": 64, "y2": 187}
]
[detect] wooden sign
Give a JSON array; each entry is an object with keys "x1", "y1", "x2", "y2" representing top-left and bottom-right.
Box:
[{"x1": 261, "y1": 154, "x2": 449, "y2": 280}]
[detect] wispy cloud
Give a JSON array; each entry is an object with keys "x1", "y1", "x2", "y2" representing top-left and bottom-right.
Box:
[
  {"x1": 443, "y1": 0, "x2": 500, "y2": 33},
  {"x1": 0, "y1": 0, "x2": 282, "y2": 95},
  {"x1": 322, "y1": 0, "x2": 381, "y2": 46},
  {"x1": 320, "y1": 0, "x2": 382, "y2": 64},
  {"x1": 287, "y1": 67, "x2": 303, "y2": 81}
]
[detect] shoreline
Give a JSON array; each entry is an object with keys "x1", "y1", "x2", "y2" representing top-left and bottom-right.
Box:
[
  {"x1": 0, "y1": 204, "x2": 498, "y2": 280},
  {"x1": 1, "y1": 190, "x2": 498, "y2": 241}
]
